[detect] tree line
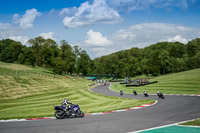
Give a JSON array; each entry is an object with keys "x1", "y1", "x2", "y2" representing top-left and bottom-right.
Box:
[
  {"x1": 90, "y1": 38, "x2": 200, "y2": 77},
  {"x1": 0, "y1": 37, "x2": 91, "y2": 75},
  {"x1": 0, "y1": 37, "x2": 200, "y2": 77}
]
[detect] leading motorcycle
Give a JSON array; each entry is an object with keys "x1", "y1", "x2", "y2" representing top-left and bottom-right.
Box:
[{"x1": 54, "y1": 103, "x2": 84, "y2": 119}]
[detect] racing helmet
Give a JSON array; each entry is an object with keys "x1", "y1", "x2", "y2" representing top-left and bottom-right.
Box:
[{"x1": 62, "y1": 98, "x2": 69, "y2": 105}]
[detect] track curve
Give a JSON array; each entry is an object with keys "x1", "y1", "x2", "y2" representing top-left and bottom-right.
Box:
[{"x1": 0, "y1": 83, "x2": 200, "y2": 133}]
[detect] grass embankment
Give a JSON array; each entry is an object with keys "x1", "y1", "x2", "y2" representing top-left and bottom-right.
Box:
[
  {"x1": 180, "y1": 119, "x2": 200, "y2": 126},
  {"x1": 110, "y1": 68, "x2": 200, "y2": 95},
  {"x1": 0, "y1": 62, "x2": 154, "y2": 120}
]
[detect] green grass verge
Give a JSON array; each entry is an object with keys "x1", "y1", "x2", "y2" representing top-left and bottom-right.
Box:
[
  {"x1": 0, "y1": 62, "x2": 154, "y2": 120},
  {"x1": 110, "y1": 68, "x2": 200, "y2": 95},
  {"x1": 179, "y1": 119, "x2": 200, "y2": 126}
]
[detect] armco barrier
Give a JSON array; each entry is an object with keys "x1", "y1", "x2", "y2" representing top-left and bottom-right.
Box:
[{"x1": 126, "y1": 81, "x2": 158, "y2": 87}]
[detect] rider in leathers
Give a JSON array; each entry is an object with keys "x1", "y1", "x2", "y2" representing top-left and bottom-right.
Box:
[{"x1": 62, "y1": 99, "x2": 72, "y2": 111}]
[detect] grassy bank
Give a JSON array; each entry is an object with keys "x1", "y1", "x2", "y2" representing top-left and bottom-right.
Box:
[
  {"x1": 0, "y1": 62, "x2": 154, "y2": 120},
  {"x1": 180, "y1": 119, "x2": 200, "y2": 126},
  {"x1": 110, "y1": 68, "x2": 200, "y2": 95}
]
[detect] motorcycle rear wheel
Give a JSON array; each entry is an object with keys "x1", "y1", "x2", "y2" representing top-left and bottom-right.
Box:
[{"x1": 55, "y1": 110, "x2": 65, "y2": 119}]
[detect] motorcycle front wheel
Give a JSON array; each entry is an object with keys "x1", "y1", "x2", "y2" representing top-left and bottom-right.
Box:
[
  {"x1": 55, "y1": 110, "x2": 65, "y2": 119},
  {"x1": 77, "y1": 110, "x2": 84, "y2": 117}
]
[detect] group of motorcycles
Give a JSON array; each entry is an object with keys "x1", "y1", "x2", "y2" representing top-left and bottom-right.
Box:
[
  {"x1": 120, "y1": 90, "x2": 165, "y2": 99},
  {"x1": 54, "y1": 91, "x2": 164, "y2": 119},
  {"x1": 54, "y1": 99, "x2": 84, "y2": 119}
]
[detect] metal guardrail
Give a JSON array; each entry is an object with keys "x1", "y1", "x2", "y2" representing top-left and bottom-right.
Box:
[{"x1": 126, "y1": 81, "x2": 158, "y2": 87}]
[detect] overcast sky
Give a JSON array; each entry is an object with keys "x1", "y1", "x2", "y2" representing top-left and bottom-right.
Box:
[{"x1": 1, "y1": 0, "x2": 200, "y2": 58}]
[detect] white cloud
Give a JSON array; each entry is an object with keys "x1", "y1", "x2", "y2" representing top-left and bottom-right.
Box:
[
  {"x1": 59, "y1": 7, "x2": 78, "y2": 16},
  {"x1": 92, "y1": 47, "x2": 106, "y2": 52},
  {"x1": 167, "y1": 35, "x2": 188, "y2": 44},
  {"x1": 12, "y1": 14, "x2": 19, "y2": 24},
  {"x1": 114, "y1": 29, "x2": 135, "y2": 40},
  {"x1": 62, "y1": 0, "x2": 122, "y2": 28},
  {"x1": 78, "y1": 23, "x2": 200, "y2": 58},
  {"x1": 40, "y1": 32, "x2": 56, "y2": 41},
  {"x1": 150, "y1": 0, "x2": 189, "y2": 9},
  {"x1": 13, "y1": 8, "x2": 41, "y2": 29},
  {"x1": 84, "y1": 29, "x2": 113, "y2": 46},
  {"x1": 107, "y1": 0, "x2": 150, "y2": 11},
  {"x1": 0, "y1": 23, "x2": 22, "y2": 40},
  {"x1": 92, "y1": 47, "x2": 111, "y2": 57},
  {"x1": 9, "y1": 35, "x2": 30, "y2": 45},
  {"x1": 49, "y1": 9, "x2": 56, "y2": 14},
  {"x1": 3, "y1": 32, "x2": 56, "y2": 45},
  {"x1": 110, "y1": 23, "x2": 200, "y2": 48},
  {"x1": 107, "y1": 0, "x2": 190, "y2": 12}
]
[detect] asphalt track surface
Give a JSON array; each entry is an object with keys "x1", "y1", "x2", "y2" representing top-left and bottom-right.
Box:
[{"x1": 0, "y1": 83, "x2": 200, "y2": 133}]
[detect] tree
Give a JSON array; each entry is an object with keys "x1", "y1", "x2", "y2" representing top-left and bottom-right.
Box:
[
  {"x1": 0, "y1": 47, "x2": 13, "y2": 63},
  {"x1": 73, "y1": 45, "x2": 81, "y2": 75},
  {"x1": 45, "y1": 39, "x2": 59, "y2": 58},
  {"x1": 169, "y1": 57, "x2": 185, "y2": 73},
  {"x1": 167, "y1": 42, "x2": 186, "y2": 58},
  {"x1": 0, "y1": 42, "x2": 4, "y2": 55},
  {"x1": 60, "y1": 40, "x2": 76, "y2": 74},
  {"x1": 148, "y1": 50, "x2": 160, "y2": 74},
  {"x1": 158, "y1": 50, "x2": 170, "y2": 74},
  {"x1": 0, "y1": 39, "x2": 15, "y2": 47},
  {"x1": 182, "y1": 54, "x2": 189, "y2": 70},
  {"x1": 141, "y1": 58, "x2": 149, "y2": 75},
  {"x1": 188, "y1": 51, "x2": 200, "y2": 69},
  {"x1": 28, "y1": 37, "x2": 45, "y2": 54},
  {"x1": 60, "y1": 40, "x2": 69, "y2": 60},
  {"x1": 76, "y1": 50, "x2": 91, "y2": 75},
  {"x1": 0, "y1": 39, "x2": 15, "y2": 62},
  {"x1": 28, "y1": 37, "x2": 45, "y2": 66},
  {"x1": 187, "y1": 38, "x2": 200, "y2": 57},
  {"x1": 52, "y1": 57, "x2": 68, "y2": 75},
  {"x1": 40, "y1": 43, "x2": 53, "y2": 69},
  {"x1": 10, "y1": 41, "x2": 23, "y2": 62},
  {"x1": 18, "y1": 53, "x2": 25, "y2": 64}
]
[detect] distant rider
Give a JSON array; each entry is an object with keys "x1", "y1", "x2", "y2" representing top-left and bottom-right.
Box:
[
  {"x1": 157, "y1": 91, "x2": 161, "y2": 97},
  {"x1": 120, "y1": 90, "x2": 123, "y2": 96},
  {"x1": 133, "y1": 90, "x2": 137, "y2": 95},
  {"x1": 157, "y1": 91, "x2": 164, "y2": 98},
  {"x1": 143, "y1": 90, "x2": 148, "y2": 97}
]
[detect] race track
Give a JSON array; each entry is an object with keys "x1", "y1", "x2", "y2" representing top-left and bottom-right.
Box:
[{"x1": 0, "y1": 83, "x2": 200, "y2": 133}]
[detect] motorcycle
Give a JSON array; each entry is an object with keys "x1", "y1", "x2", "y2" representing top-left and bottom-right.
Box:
[
  {"x1": 143, "y1": 91, "x2": 149, "y2": 97},
  {"x1": 158, "y1": 93, "x2": 165, "y2": 99},
  {"x1": 54, "y1": 104, "x2": 84, "y2": 119},
  {"x1": 133, "y1": 90, "x2": 137, "y2": 95},
  {"x1": 120, "y1": 90, "x2": 123, "y2": 96}
]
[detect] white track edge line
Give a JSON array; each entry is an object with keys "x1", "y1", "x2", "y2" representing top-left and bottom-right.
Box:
[
  {"x1": 177, "y1": 125, "x2": 200, "y2": 128},
  {"x1": 128, "y1": 118, "x2": 200, "y2": 133}
]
